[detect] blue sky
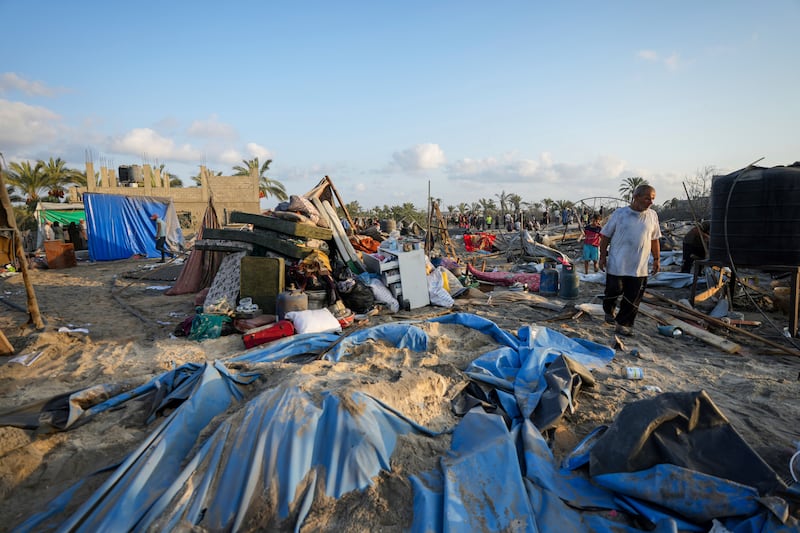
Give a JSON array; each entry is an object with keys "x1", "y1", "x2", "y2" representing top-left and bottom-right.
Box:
[{"x1": 2, "y1": 1, "x2": 798, "y2": 210}]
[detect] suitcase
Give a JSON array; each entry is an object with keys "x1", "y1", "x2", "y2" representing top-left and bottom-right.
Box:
[{"x1": 242, "y1": 320, "x2": 295, "y2": 349}]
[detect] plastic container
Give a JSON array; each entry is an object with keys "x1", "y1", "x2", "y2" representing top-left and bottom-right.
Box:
[
  {"x1": 625, "y1": 367, "x2": 644, "y2": 380},
  {"x1": 540, "y1": 263, "x2": 559, "y2": 296},
  {"x1": 276, "y1": 285, "x2": 308, "y2": 320},
  {"x1": 657, "y1": 325, "x2": 683, "y2": 337},
  {"x1": 558, "y1": 263, "x2": 579, "y2": 299}
]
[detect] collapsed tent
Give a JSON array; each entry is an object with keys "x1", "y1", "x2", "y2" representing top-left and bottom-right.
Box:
[
  {"x1": 9, "y1": 314, "x2": 796, "y2": 532},
  {"x1": 83, "y1": 193, "x2": 184, "y2": 261}
]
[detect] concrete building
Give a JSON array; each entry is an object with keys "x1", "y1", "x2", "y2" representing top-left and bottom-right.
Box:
[{"x1": 70, "y1": 163, "x2": 261, "y2": 231}]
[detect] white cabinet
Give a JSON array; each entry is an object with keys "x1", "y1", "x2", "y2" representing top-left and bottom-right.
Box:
[{"x1": 363, "y1": 247, "x2": 430, "y2": 309}]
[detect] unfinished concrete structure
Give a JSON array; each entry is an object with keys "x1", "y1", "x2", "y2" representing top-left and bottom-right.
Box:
[{"x1": 71, "y1": 163, "x2": 261, "y2": 231}]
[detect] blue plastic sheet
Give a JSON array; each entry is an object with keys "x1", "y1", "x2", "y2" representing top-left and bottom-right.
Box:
[
  {"x1": 83, "y1": 193, "x2": 184, "y2": 261},
  {"x1": 14, "y1": 314, "x2": 797, "y2": 532}
]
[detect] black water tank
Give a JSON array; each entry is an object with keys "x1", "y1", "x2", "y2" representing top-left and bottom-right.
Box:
[
  {"x1": 118, "y1": 165, "x2": 133, "y2": 183},
  {"x1": 709, "y1": 163, "x2": 800, "y2": 266}
]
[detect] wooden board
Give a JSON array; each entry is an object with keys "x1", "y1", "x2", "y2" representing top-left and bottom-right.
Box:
[
  {"x1": 202, "y1": 228, "x2": 315, "y2": 260},
  {"x1": 322, "y1": 200, "x2": 365, "y2": 272},
  {"x1": 229, "y1": 211, "x2": 333, "y2": 240},
  {"x1": 310, "y1": 197, "x2": 365, "y2": 272}
]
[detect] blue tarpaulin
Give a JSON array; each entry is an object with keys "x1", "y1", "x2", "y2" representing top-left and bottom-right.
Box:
[
  {"x1": 83, "y1": 193, "x2": 184, "y2": 261},
  {"x1": 11, "y1": 314, "x2": 796, "y2": 532}
]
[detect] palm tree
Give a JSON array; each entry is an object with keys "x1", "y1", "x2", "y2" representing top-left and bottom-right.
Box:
[
  {"x1": 507, "y1": 193, "x2": 522, "y2": 217},
  {"x1": 5, "y1": 160, "x2": 55, "y2": 208},
  {"x1": 619, "y1": 176, "x2": 648, "y2": 202},
  {"x1": 495, "y1": 190, "x2": 509, "y2": 221},
  {"x1": 41, "y1": 157, "x2": 81, "y2": 188},
  {"x1": 233, "y1": 157, "x2": 288, "y2": 202}
]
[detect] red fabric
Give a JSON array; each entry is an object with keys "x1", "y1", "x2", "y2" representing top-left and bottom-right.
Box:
[
  {"x1": 467, "y1": 263, "x2": 541, "y2": 291},
  {"x1": 463, "y1": 233, "x2": 496, "y2": 252}
]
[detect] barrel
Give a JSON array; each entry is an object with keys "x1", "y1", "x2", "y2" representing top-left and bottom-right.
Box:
[
  {"x1": 380, "y1": 219, "x2": 397, "y2": 233},
  {"x1": 540, "y1": 264, "x2": 559, "y2": 296},
  {"x1": 709, "y1": 164, "x2": 800, "y2": 266},
  {"x1": 558, "y1": 263, "x2": 580, "y2": 299},
  {"x1": 276, "y1": 285, "x2": 308, "y2": 320}
]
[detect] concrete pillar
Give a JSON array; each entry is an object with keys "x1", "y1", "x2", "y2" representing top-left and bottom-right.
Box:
[
  {"x1": 86, "y1": 162, "x2": 95, "y2": 192},
  {"x1": 143, "y1": 164, "x2": 152, "y2": 195}
]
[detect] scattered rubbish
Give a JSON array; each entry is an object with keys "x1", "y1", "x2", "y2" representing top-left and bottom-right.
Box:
[
  {"x1": 146, "y1": 285, "x2": 172, "y2": 291},
  {"x1": 8, "y1": 351, "x2": 44, "y2": 366},
  {"x1": 625, "y1": 366, "x2": 644, "y2": 380},
  {"x1": 657, "y1": 325, "x2": 683, "y2": 338},
  {"x1": 644, "y1": 385, "x2": 662, "y2": 393},
  {"x1": 58, "y1": 327, "x2": 90, "y2": 334}
]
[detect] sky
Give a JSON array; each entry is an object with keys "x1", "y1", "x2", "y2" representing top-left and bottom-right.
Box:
[{"x1": 1, "y1": 0, "x2": 798, "y2": 211}]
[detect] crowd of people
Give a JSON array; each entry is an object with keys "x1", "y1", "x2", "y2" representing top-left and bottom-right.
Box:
[{"x1": 42, "y1": 219, "x2": 87, "y2": 251}]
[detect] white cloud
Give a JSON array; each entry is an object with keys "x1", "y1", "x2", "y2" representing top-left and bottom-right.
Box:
[
  {"x1": 636, "y1": 49, "x2": 681, "y2": 70},
  {"x1": 245, "y1": 142, "x2": 273, "y2": 161},
  {"x1": 109, "y1": 128, "x2": 201, "y2": 161},
  {"x1": 392, "y1": 143, "x2": 446, "y2": 171},
  {"x1": 219, "y1": 149, "x2": 242, "y2": 164},
  {"x1": 0, "y1": 99, "x2": 61, "y2": 147},
  {"x1": 637, "y1": 50, "x2": 659, "y2": 61},
  {"x1": 664, "y1": 52, "x2": 680, "y2": 70},
  {"x1": 186, "y1": 115, "x2": 237, "y2": 139},
  {"x1": 447, "y1": 152, "x2": 630, "y2": 189},
  {"x1": 0, "y1": 72, "x2": 61, "y2": 97}
]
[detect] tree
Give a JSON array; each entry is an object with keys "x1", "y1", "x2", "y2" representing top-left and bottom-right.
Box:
[
  {"x1": 5, "y1": 160, "x2": 57, "y2": 208},
  {"x1": 495, "y1": 190, "x2": 509, "y2": 220},
  {"x1": 41, "y1": 157, "x2": 81, "y2": 189},
  {"x1": 507, "y1": 193, "x2": 522, "y2": 216},
  {"x1": 619, "y1": 176, "x2": 648, "y2": 202},
  {"x1": 233, "y1": 157, "x2": 288, "y2": 202}
]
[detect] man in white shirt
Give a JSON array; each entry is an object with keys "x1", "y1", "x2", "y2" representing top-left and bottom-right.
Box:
[{"x1": 598, "y1": 184, "x2": 661, "y2": 336}]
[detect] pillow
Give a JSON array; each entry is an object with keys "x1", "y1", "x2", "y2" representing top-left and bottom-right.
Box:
[{"x1": 285, "y1": 308, "x2": 342, "y2": 334}]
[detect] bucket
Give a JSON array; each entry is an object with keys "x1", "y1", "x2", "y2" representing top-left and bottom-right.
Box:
[
  {"x1": 540, "y1": 264, "x2": 559, "y2": 296},
  {"x1": 276, "y1": 285, "x2": 307, "y2": 320},
  {"x1": 306, "y1": 289, "x2": 328, "y2": 310},
  {"x1": 380, "y1": 219, "x2": 397, "y2": 233},
  {"x1": 558, "y1": 263, "x2": 580, "y2": 299}
]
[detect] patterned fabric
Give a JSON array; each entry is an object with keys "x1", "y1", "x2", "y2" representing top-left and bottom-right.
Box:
[{"x1": 203, "y1": 251, "x2": 247, "y2": 314}]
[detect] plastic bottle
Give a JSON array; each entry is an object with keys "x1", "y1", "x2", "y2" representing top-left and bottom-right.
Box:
[
  {"x1": 276, "y1": 284, "x2": 308, "y2": 320},
  {"x1": 558, "y1": 263, "x2": 580, "y2": 299},
  {"x1": 540, "y1": 263, "x2": 559, "y2": 296}
]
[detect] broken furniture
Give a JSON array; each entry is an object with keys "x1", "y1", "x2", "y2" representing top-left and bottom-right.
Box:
[{"x1": 689, "y1": 260, "x2": 799, "y2": 338}]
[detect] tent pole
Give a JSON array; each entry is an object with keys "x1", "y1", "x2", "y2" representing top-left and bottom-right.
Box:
[{"x1": 0, "y1": 159, "x2": 44, "y2": 329}]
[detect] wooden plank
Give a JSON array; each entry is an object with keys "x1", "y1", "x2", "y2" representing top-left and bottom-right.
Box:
[
  {"x1": 229, "y1": 211, "x2": 333, "y2": 240},
  {"x1": 640, "y1": 303, "x2": 742, "y2": 354},
  {"x1": 202, "y1": 228, "x2": 314, "y2": 260},
  {"x1": 193, "y1": 239, "x2": 254, "y2": 252},
  {"x1": 322, "y1": 200, "x2": 365, "y2": 272},
  {"x1": 647, "y1": 290, "x2": 800, "y2": 357}
]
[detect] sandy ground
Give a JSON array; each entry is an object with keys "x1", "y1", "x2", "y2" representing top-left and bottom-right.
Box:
[{"x1": 0, "y1": 238, "x2": 799, "y2": 530}]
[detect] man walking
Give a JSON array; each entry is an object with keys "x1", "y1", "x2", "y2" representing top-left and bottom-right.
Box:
[
  {"x1": 598, "y1": 184, "x2": 661, "y2": 336},
  {"x1": 150, "y1": 213, "x2": 171, "y2": 263}
]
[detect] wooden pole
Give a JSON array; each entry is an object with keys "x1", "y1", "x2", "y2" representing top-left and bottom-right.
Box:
[
  {"x1": 646, "y1": 290, "x2": 800, "y2": 357},
  {"x1": 0, "y1": 158, "x2": 44, "y2": 329},
  {"x1": 325, "y1": 176, "x2": 357, "y2": 235}
]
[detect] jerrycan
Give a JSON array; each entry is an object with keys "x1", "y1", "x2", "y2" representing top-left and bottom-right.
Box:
[
  {"x1": 558, "y1": 262, "x2": 580, "y2": 299},
  {"x1": 540, "y1": 263, "x2": 559, "y2": 296},
  {"x1": 276, "y1": 284, "x2": 308, "y2": 320}
]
